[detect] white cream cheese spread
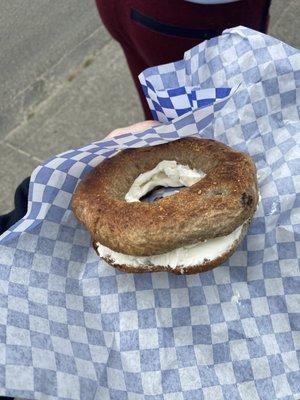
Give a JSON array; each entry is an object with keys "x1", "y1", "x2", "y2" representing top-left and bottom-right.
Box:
[
  {"x1": 96, "y1": 223, "x2": 244, "y2": 269},
  {"x1": 125, "y1": 160, "x2": 205, "y2": 202}
]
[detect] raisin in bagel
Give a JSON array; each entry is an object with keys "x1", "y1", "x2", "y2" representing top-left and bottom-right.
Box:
[{"x1": 72, "y1": 138, "x2": 258, "y2": 274}]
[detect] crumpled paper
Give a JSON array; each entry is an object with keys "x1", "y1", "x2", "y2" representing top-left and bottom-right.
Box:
[{"x1": 0, "y1": 26, "x2": 299, "y2": 400}]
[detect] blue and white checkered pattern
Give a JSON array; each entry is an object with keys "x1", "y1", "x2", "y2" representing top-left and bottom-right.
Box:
[
  {"x1": 140, "y1": 70, "x2": 232, "y2": 122},
  {"x1": 0, "y1": 26, "x2": 299, "y2": 400}
]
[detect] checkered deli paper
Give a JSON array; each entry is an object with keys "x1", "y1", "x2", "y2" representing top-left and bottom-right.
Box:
[{"x1": 0, "y1": 26, "x2": 299, "y2": 400}]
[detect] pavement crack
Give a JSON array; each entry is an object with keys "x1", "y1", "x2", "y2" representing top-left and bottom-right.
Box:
[
  {"x1": 6, "y1": 26, "x2": 106, "y2": 106},
  {"x1": 2, "y1": 141, "x2": 42, "y2": 163}
]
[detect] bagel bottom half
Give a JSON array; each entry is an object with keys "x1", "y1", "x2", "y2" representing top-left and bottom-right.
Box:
[{"x1": 93, "y1": 220, "x2": 249, "y2": 275}]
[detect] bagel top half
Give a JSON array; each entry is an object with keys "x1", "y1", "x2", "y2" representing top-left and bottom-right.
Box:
[{"x1": 72, "y1": 138, "x2": 258, "y2": 256}]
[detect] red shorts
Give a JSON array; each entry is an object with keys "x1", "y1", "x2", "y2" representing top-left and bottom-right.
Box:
[{"x1": 95, "y1": 0, "x2": 271, "y2": 118}]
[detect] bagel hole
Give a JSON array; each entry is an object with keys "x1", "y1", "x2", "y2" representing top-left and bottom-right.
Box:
[{"x1": 141, "y1": 185, "x2": 184, "y2": 203}]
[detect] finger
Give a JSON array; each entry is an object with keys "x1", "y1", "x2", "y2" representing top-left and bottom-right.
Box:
[{"x1": 106, "y1": 120, "x2": 161, "y2": 138}]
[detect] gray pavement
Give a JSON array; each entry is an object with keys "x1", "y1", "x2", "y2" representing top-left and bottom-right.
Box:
[
  {"x1": 0, "y1": 0, "x2": 299, "y2": 215},
  {"x1": 0, "y1": 0, "x2": 111, "y2": 138}
]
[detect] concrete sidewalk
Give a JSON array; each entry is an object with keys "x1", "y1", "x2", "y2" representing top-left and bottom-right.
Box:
[{"x1": 0, "y1": 0, "x2": 299, "y2": 214}]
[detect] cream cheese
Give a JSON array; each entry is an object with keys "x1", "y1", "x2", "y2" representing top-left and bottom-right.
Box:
[
  {"x1": 125, "y1": 160, "x2": 205, "y2": 202},
  {"x1": 96, "y1": 223, "x2": 244, "y2": 269}
]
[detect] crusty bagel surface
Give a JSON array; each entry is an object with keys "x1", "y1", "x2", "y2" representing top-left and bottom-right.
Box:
[{"x1": 72, "y1": 138, "x2": 258, "y2": 256}]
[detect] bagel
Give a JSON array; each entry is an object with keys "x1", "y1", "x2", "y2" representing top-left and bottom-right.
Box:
[{"x1": 72, "y1": 138, "x2": 258, "y2": 274}]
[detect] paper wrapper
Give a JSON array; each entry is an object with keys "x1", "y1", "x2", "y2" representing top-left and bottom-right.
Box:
[{"x1": 0, "y1": 26, "x2": 299, "y2": 400}]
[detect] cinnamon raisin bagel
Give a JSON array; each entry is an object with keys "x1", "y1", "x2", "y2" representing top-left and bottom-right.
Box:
[{"x1": 72, "y1": 138, "x2": 258, "y2": 274}]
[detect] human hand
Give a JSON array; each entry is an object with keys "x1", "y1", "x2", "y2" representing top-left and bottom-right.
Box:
[{"x1": 106, "y1": 120, "x2": 160, "y2": 138}]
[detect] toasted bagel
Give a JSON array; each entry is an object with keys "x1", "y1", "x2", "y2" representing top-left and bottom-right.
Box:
[{"x1": 72, "y1": 138, "x2": 258, "y2": 260}]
